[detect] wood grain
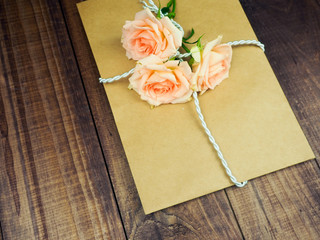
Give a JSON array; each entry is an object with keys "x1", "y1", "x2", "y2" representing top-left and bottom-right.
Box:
[
  {"x1": 0, "y1": 222, "x2": 3, "y2": 240},
  {"x1": 227, "y1": 161, "x2": 320, "y2": 239},
  {"x1": 0, "y1": 0, "x2": 125, "y2": 239},
  {"x1": 1, "y1": 0, "x2": 319, "y2": 239},
  {"x1": 225, "y1": 0, "x2": 320, "y2": 239},
  {"x1": 61, "y1": 0, "x2": 245, "y2": 239}
]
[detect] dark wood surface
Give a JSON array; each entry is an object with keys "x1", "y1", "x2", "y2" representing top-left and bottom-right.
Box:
[
  {"x1": 0, "y1": 0, "x2": 319, "y2": 239},
  {"x1": 0, "y1": 222, "x2": 2, "y2": 240}
]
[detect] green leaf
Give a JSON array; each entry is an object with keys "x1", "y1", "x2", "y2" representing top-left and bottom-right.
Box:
[
  {"x1": 172, "y1": 0, "x2": 176, "y2": 13},
  {"x1": 188, "y1": 57, "x2": 195, "y2": 66},
  {"x1": 161, "y1": 7, "x2": 170, "y2": 15},
  {"x1": 182, "y1": 43, "x2": 190, "y2": 53},
  {"x1": 197, "y1": 34, "x2": 204, "y2": 48},
  {"x1": 183, "y1": 28, "x2": 195, "y2": 41},
  {"x1": 167, "y1": 12, "x2": 175, "y2": 18},
  {"x1": 157, "y1": 0, "x2": 162, "y2": 18},
  {"x1": 183, "y1": 39, "x2": 198, "y2": 44},
  {"x1": 166, "y1": 0, "x2": 176, "y2": 19}
]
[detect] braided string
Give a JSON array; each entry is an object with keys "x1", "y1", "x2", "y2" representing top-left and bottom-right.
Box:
[
  {"x1": 228, "y1": 39, "x2": 265, "y2": 52},
  {"x1": 192, "y1": 92, "x2": 248, "y2": 187},
  {"x1": 99, "y1": 40, "x2": 265, "y2": 83},
  {"x1": 189, "y1": 39, "x2": 264, "y2": 187},
  {"x1": 174, "y1": 51, "x2": 191, "y2": 59},
  {"x1": 99, "y1": 67, "x2": 135, "y2": 84},
  {"x1": 140, "y1": 0, "x2": 184, "y2": 37}
]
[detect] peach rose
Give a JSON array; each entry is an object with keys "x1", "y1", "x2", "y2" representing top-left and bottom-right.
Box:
[
  {"x1": 191, "y1": 36, "x2": 232, "y2": 94},
  {"x1": 129, "y1": 55, "x2": 193, "y2": 106},
  {"x1": 122, "y1": 8, "x2": 182, "y2": 61}
]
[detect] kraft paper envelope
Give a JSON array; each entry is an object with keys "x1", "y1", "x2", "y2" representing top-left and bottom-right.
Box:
[{"x1": 77, "y1": 0, "x2": 315, "y2": 214}]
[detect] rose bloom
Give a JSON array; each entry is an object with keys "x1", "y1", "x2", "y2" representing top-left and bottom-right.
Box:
[
  {"x1": 191, "y1": 36, "x2": 232, "y2": 94},
  {"x1": 129, "y1": 55, "x2": 193, "y2": 106},
  {"x1": 122, "y1": 8, "x2": 182, "y2": 61}
]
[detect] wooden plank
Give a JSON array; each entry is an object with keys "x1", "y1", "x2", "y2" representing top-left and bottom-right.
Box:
[
  {"x1": 60, "y1": 0, "x2": 245, "y2": 239},
  {"x1": 227, "y1": 161, "x2": 320, "y2": 239},
  {"x1": 225, "y1": 1, "x2": 320, "y2": 239},
  {"x1": 0, "y1": 222, "x2": 3, "y2": 240},
  {"x1": 0, "y1": 0, "x2": 125, "y2": 239}
]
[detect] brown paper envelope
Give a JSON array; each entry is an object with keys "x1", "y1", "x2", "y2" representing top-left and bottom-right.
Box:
[{"x1": 77, "y1": 0, "x2": 315, "y2": 214}]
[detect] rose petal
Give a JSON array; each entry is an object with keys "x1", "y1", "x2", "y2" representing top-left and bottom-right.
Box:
[
  {"x1": 129, "y1": 56, "x2": 193, "y2": 106},
  {"x1": 122, "y1": 9, "x2": 182, "y2": 60}
]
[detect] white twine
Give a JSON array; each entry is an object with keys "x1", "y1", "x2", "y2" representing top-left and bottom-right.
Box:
[
  {"x1": 174, "y1": 51, "x2": 192, "y2": 59},
  {"x1": 190, "y1": 40, "x2": 264, "y2": 187},
  {"x1": 140, "y1": 0, "x2": 184, "y2": 37},
  {"x1": 192, "y1": 91, "x2": 248, "y2": 187},
  {"x1": 99, "y1": 67, "x2": 135, "y2": 83},
  {"x1": 228, "y1": 39, "x2": 265, "y2": 52},
  {"x1": 99, "y1": 40, "x2": 265, "y2": 83}
]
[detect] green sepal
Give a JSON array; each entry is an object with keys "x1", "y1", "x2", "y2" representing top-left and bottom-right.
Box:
[
  {"x1": 167, "y1": 0, "x2": 173, "y2": 8},
  {"x1": 182, "y1": 43, "x2": 190, "y2": 53},
  {"x1": 184, "y1": 34, "x2": 204, "y2": 46},
  {"x1": 183, "y1": 39, "x2": 198, "y2": 44},
  {"x1": 183, "y1": 28, "x2": 195, "y2": 41},
  {"x1": 188, "y1": 57, "x2": 195, "y2": 66},
  {"x1": 196, "y1": 34, "x2": 204, "y2": 48},
  {"x1": 157, "y1": 0, "x2": 162, "y2": 18},
  {"x1": 167, "y1": 12, "x2": 176, "y2": 18},
  {"x1": 165, "y1": 0, "x2": 176, "y2": 19},
  {"x1": 161, "y1": 7, "x2": 170, "y2": 15}
]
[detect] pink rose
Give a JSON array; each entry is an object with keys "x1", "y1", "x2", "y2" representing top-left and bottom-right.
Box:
[
  {"x1": 129, "y1": 55, "x2": 193, "y2": 106},
  {"x1": 122, "y1": 8, "x2": 182, "y2": 61},
  {"x1": 191, "y1": 36, "x2": 232, "y2": 94}
]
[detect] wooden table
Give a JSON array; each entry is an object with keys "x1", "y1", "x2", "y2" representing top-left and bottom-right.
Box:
[{"x1": 1, "y1": 0, "x2": 319, "y2": 239}]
